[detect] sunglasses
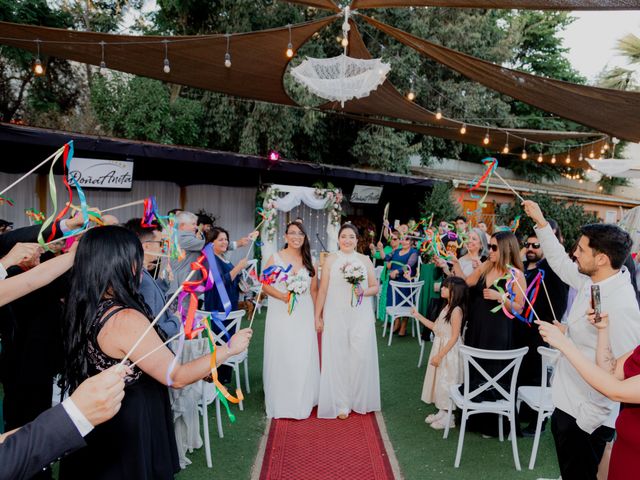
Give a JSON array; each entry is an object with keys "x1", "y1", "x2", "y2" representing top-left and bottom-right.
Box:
[
  {"x1": 489, "y1": 244, "x2": 498, "y2": 252},
  {"x1": 524, "y1": 242, "x2": 541, "y2": 249}
]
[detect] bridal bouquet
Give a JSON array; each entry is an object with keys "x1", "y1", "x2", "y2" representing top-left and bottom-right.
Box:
[
  {"x1": 341, "y1": 261, "x2": 366, "y2": 307},
  {"x1": 284, "y1": 269, "x2": 310, "y2": 315}
]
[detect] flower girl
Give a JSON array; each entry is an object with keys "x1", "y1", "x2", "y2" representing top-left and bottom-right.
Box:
[{"x1": 411, "y1": 276, "x2": 467, "y2": 429}]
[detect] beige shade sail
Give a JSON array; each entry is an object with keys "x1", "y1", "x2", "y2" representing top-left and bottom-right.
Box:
[
  {"x1": 360, "y1": 14, "x2": 640, "y2": 142},
  {"x1": 349, "y1": 0, "x2": 640, "y2": 10},
  {"x1": 0, "y1": 16, "x2": 338, "y2": 106},
  {"x1": 283, "y1": 0, "x2": 341, "y2": 11},
  {"x1": 322, "y1": 22, "x2": 602, "y2": 150}
]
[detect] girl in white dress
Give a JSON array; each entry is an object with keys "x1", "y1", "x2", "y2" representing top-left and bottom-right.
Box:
[
  {"x1": 411, "y1": 276, "x2": 467, "y2": 429},
  {"x1": 262, "y1": 221, "x2": 320, "y2": 419},
  {"x1": 315, "y1": 223, "x2": 381, "y2": 419}
]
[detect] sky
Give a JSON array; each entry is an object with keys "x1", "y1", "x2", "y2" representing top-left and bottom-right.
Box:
[{"x1": 561, "y1": 11, "x2": 640, "y2": 82}]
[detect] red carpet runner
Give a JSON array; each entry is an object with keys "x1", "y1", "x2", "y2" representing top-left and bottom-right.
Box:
[{"x1": 259, "y1": 410, "x2": 395, "y2": 480}]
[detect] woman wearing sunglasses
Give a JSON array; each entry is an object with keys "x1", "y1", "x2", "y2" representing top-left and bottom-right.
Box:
[{"x1": 462, "y1": 231, "x2": 527, "y2": 436}]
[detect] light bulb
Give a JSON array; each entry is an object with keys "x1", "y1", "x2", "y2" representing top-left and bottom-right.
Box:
[
  {"x1": 407, "y1": 91, "x2": 416, "y2": 101},
  {"x1": 163, "y1": 58, "x2": 170, "y2": 74},
  {"x1": 567, "y1": 167, "x2": 572, "y2": 171},
  {"x1": 600, "y1": 147, "x2": 605, "y2": 154},
  {"x1": 598, "y1": 185, "x2": 603, "y2": 191},
  {"x1": 589, "y1": 150, "x2": 595, "y2": 159},
  {"x1": 537, "y1": 154, "x2": 543, "y2": 163},
  {"x1": 435, "y1": 109, "x2": 442, "y2": 120},
  {"x1": 551, "y1": 154, "x2": 557, "y2": 164},
  {"x1": 502, "y1": 144, "x2": 509, "y2": 154},
  {"x1": 579, "y1": 153, "x2": 584, "y2": 161},
  {"x1": 460, "y1": 124, "x2": 466, "y2": 135},
  {"x1": 579, "y1": 179, "x2": 583, "y2": 183},
  {"x1": 341, "y1": 37, "x2": 349, "y2": 47},
  {"x1": 224, "y1": 53, "x2": 231, "y2": 68},
  {"x1": 33, "y1": 58, "x2": 44, "y2": 76},
  {"x1": 336, "y1": 36, "x2": 342, "y2": 43},
  {"x1": 587, "y1": 168, "x2": 592, "y2": 173},
  {"x1": 286, "y1": 43, "x2": 294, "y2": 58},
  {"x1": 521, "y1": 150, "x2": 527, "y2": 160},
  {"x1": 483, "y1": 133, "x2": 490, "y2": 145},
  {"x1": 565, "y1": 155, "x2": 571, "y2": 164},
  {"x1": 99, "y1": 60, "x2": 107, "y2": 75},
  {"x1": 604, "y1": 143, "x2": 610, "y2": 150}
]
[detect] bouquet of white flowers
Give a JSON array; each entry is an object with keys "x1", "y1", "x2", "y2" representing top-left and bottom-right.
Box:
[
  {"x1": 340, "y1": 261, "x2": 366, "y2": 307},
  {"x1": 284, "y1": 269, "x2": 310, "y2": 315}
]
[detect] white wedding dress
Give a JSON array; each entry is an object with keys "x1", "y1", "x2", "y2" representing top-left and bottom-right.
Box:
[
  {"x1": 263, "y1": 252, "x2": 320, "y2": 419},
  {"x1": 318, "y1": 250, "x2": 381, "y2": 419}
]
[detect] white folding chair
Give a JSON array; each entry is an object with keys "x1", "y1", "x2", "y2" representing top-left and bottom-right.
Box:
[
  {"x1": 444, "y1": 345, "x2": 529, "y2": 470},
  {"x1": 196, "y1": 309, "x2": 250, "y2": 411},
  {"x1": 383, "y1": 280, "x2": 424, "y2": 346},
  {"x1": 374, "y1": 265, "x2": 384, "y2": 316},
  {"x1": 197, "y1": 379, "x2": 220, "y2": 467},
  {"x1": 517, "y1": 346, "x2": 560, "y2": 470}
]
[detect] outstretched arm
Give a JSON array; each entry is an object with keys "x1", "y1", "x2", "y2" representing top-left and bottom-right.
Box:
[{"x1": 537, "y1": 320, "x2": 637, "y2": 403}]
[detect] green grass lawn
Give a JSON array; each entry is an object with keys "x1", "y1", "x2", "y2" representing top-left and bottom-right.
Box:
[
  {"x1": 1, "y1": 311, "x2": 561, "y2": 479},
  {"x1": 377, "y1": 322, "x2": 561, "y2": 480}
]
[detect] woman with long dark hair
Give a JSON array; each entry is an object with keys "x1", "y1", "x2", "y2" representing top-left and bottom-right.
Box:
[
  {"x1": 461, "y1": 230, "x2": 526, "y2": 436},
  {"x1": 315, "y1": 223, "x2": 380, "y2": 419},
  {"x1": 261, "y1": 221, "x2": 320, "y2": 419},
  {"x1": 59, "y1": 226, "x2": 252, "y2": 479}
]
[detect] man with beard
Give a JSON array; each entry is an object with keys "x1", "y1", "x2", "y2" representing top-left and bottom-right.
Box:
[
  {"x1": 517, "y1": 229, "x2": 569, "y2": 436},
  {"x1": 123, "y1": 219, "x2": 180, "y2": 338},
  {"x1": 523, "y1": 200, "x2": 640, "y2": 480}
]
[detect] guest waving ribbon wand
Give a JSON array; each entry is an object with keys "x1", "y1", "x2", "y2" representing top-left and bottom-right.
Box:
[{"x1": 248, "y1": 264, "x2": 292, "y2": 329}]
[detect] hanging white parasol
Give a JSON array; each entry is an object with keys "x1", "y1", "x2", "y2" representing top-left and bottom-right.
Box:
[{"x1": 290, "y1": 7, "x2": 391, "y2": 107}]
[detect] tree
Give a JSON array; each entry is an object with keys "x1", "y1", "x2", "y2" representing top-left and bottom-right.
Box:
[
  {"x1": 420, "y1": 182, "x2": 461, "y2": 224},
  {"x1": 495, "y1": 192, "x2": 598, "y2": 249},
  {"x1": 0, "y1": 0, "x2": 81, "y2": 122}
]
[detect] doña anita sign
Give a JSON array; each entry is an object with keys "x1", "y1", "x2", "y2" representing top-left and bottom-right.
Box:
[{"x1": 68, "y1": 157, "x2": 134, "y2": 189}]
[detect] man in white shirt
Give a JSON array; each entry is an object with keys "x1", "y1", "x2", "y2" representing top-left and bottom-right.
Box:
[{"x1": 523, "y1": 200, "x2": 640, "y2": 479}]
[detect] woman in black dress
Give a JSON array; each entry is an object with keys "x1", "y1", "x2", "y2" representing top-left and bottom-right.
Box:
[
  {"x1": 59, "y1": 226, "x2": 252, "y2": 479},
  {"x1": 462, "y1": 231, "x2": 526, "y2": 435}
]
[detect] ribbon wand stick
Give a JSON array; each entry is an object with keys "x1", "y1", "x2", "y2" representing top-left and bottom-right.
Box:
[
  {"x1": 0, "y1": 145, "x2": 66, "y2": 196},
  {"x1": 512, "y1": 275, "x2": 542, "y2": 323},
  {"x1": 248, "y1": 285, "x2": 264, "y2": 329},
  {"x1": 493, "y1": 170, "x2": 526, "y2": 203},
  {"x1": 120, "y1": 268, "x2": 198, "y2": 365}
]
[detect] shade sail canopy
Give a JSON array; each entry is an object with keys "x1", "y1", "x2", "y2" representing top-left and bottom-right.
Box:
[
  {"x1": 361, "y1": 14, "x2": 640, "y2": 142},
  {"x1": 349, "y1": 0, "x2": 640, "y2": 10},
  {"x1": 322, "y1": 22, "x2": 601, "y2": 151},
  {"x1": 285, "y1": 0, "x2": 341, "y2": 11},
  {"x1": 0, "y1": 16, "x2": 338, "y2": 106}
]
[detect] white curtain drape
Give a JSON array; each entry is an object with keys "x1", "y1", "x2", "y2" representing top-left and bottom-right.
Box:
[
  {"x1": 261, "y1": 185, "x2": 339, "y2": 269},
  {"x1": 587, "y1": 158, "x2": 640, "y2": 178},
  {"x1": 0, "y1": 173, "x2": 39, "y2": 228},
  {"x1": 184, "y1": 185, "x2": 257, "y2": 265}
]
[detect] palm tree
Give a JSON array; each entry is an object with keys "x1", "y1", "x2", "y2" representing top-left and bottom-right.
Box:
[{"x1": 597, "y1": 33, "x2": 640, "y2": 91}]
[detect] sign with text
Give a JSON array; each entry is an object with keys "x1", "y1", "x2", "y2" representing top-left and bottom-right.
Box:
[
  {"x1": 350, "y1": 185, "x2": 383, "y2": 204},
  {"x1": 68, "y1": 157, "x2": 134, "y2": 189}
]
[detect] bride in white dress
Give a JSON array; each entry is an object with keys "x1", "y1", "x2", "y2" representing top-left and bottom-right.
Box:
[
  {"x1": 315, "y1": 223, "x2": 381, "y2": 419},
  {"x1": 262, "y1": 221, "x2": 320, "y2": 419}
]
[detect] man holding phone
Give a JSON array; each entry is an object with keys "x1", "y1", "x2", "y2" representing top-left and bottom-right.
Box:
[{"x1": 523, "y1": 200, "x2": 640, "y2": 480}]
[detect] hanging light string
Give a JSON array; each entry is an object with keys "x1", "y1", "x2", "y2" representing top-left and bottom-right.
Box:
[
  {"x1": 354, "y1": 17, "x2": 610, "y2": 156},
  {"x1": 4, "y1": 17, "x2": 612, "y2": 167}
]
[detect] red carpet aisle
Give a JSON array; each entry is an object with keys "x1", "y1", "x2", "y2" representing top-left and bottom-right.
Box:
[{"x1": 259, "y1": 410, "x2": 395, "y2": 480}]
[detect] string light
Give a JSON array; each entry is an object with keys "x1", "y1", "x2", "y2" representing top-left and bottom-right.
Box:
[
  {"x1": 604, "y1": 142, "x2": 610, "y2": 151},
  {"x1": 224, "y1": 34, "x2": 232, "y2": 68},
  {"x1": 406, "y1": 78, "x2": 416, "y2": 101},
  {"x1": 286, "y1": 24, "x2": 294, "y2": 58},
  {"x1": 578, "y1": 146, "x2": 584, "y2": 162},
  {"x1": 162, "y1": 40, "x2": 170, "y2": 74},
  {"x1": 598, "y1": 185, "x2": 603, "y2": 191},
  {"x1": 579, "y1": 179, "x2": 583, "y2": 184},
  {"x1": 33, "y1": 39, "x2": 44, "y2": 76},
  {"x1": 589, "y1": 150, "x2": 595, "y2": 159},
  {"x1": 502, "y1": 132, "x2": 509, "y2": 154},
  {"x1": 99, "y1": 41, "x2": 107, "y2": 75},
  {"x1": 565, "y1": 154, "x2": 571, "y2": 164},
  {"x1": 483, "y1": 131, "x2": 490, "y2": 145},
  {"x1": 460, "y1": 123, "x2": 466, "y2": 135},
  {"x1": 341, "y1": 37, "x2": 349, "y2": 48},
  {"x1": 551, "y1": 154, "x2": 557, "y2": 164},
  {"x1": 537, "y1": 153, "x2": 543, "y2": 163},
  {"x1": 521, "y1": 139, "x2": 527, "y2": 159},
  {"x1": 435, "y1": 108, "x2": 442, "y2": 120}
]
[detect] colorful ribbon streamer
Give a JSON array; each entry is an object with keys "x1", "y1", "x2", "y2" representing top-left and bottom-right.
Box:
[
  {"x1": 141, "y1": 196, "x2": 184, "y2": 260},
  {"x1": 457, "y1": 157, "x2": 498, "y2": 208},
  {"x1": 25, "y1": 208, "x2": 45, "y2": 224},
  {"x1": 490, "y1": 266, "x2": 544, "y2": 325},
  {"x1": 0, "y1": 195, "x2": 14, "y2": 206}
]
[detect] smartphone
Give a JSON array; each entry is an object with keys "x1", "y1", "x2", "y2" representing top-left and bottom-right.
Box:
[{"x1": 591, "y1": 284, "x2": 601, "y2": 323}]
